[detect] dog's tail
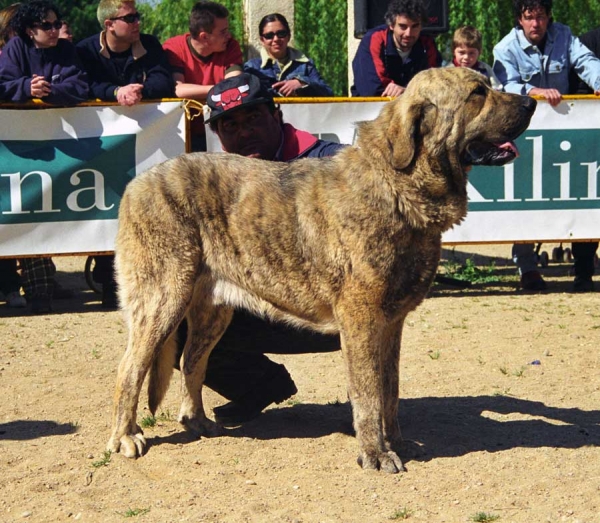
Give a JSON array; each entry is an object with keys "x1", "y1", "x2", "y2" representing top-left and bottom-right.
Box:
[{"x1": 147, "y1": 332, "x2": 178, "y2": 415}]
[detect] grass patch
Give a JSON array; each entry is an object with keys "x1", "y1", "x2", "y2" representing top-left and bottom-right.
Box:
[
  {"x1": 471, "y1": 512, "x2": 500, "y2": 522},
  {"x1": 117, "y1": 507, "x2": 151, "y2": 518},
  {"x1": 389, "y1": 507, "x2": 412, "y2": 519},
  {"x1": 91, "y1": 450, "x2": 111, "y2": 468},
  {"x1": 441, "y1": 256, "x2": 500, "y2": 284}
]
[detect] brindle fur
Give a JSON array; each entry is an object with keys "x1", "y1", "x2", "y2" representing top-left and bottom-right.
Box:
[{"x1": 108, "y1": 68, "x2": 535, "y2": 472}]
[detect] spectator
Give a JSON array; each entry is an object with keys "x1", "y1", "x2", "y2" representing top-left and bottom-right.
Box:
[
  {"x1": 351, "y1": 0, "x2": 441, "y2": 97},
  {"x1": 177, "y1": 73, "x2": 343, "y2": 426},
  {"x1": 243, "y1": 13, "x2": 333, "y2": 98},
  {"x1": 493, "y1": 0, "x2": 600, "y2": 291},
  {"x1": 0, "y1": 259, "x2": 26, "y2": 308},
  {"x1": 0, "y1": 0, "x2": 88, "y2": 104},
  {"x1": 0, "y1": 0, "x2": 86, "y2": 314},
  {"x1": 76, "y1": 0, "x2": 175, "y2": 308},
  {"x1": 566, "y1": 25, "x2": 600, "y2": 292},
  {"x1": 446, "y1": 25, "x2": 501, "y2": 89},
  {"x1": 0, "y1": 3, "x2": 20, "y2": 53},
  {"x1": 58, "y1": 20, "x2": 72, "y2": 42},
  {"x1": 163, "y1": 1, "x2": 243, "y2": 152}
]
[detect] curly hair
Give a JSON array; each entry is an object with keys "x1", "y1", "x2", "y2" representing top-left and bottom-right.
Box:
[
  {"x1": 11, "y1": 0, "x2": 61, "y2": 40},
  {"x1": 384, "y1": 0, "x2": 429, "y2": 26},
  {"x1": 512, "y1": 0, "x2": 552, "y2": 23}
]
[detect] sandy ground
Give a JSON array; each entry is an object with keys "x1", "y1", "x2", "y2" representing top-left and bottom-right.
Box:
[{"x1": 1, "y1": 244, "x2": 599, "y2": 523}]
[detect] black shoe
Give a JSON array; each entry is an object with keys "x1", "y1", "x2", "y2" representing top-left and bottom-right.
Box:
[
  {"x1": 102, "y1": 281, "x2": 119, "y2": 309},
  {"x1": 213, "y1": 369, "x2": 298, "y2": 427},
  {"x1": 30, "y1": 295, "x2": 53, "y2": 314},
  {"x1": 573, "y1": 276, "x2": 594, "y2": 293}
]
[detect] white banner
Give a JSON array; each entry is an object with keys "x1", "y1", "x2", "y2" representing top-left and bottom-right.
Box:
[{"x1": 0, "y1": 102, "x2": 186, "y2": 256}]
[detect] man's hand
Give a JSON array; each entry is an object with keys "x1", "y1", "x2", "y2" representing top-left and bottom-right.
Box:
[
  {"x1": 381, "y1": 82, "x2": 405, "y2": 98},
  {"x1": 30, "y1": 74, "x2": 51, "y2": 98},
  {"x1": 273, "y1": 79, "x2": 303, "y2": 97},
  {"x1": 529, "y1": 87, "x2": 562, "y2": 106},
  {"x1": 116, "y1": 84, "x2": 144, "y2": 106}
]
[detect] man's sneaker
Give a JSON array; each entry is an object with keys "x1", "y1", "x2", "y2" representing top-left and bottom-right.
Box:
[
  {"x1": 573, "y1": 276, "x2": 594, "y2": 293},
  {"x1": 101, "y1": 281, "x2": 119, "y2": 309},
  {"x1": 520, "y1": 270, "x2": 547, "y2": 291},
  {"x1": 213, "y1": 368, "x2": 298, "y2": 427},
  {"x1": 6, "y1": 291, "x2": 27, "y2": 308},
  {"x1": 30, "y1": 295, "x2": 53, "y2": 314}
]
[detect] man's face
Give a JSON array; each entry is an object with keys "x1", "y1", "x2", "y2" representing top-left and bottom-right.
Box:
[
  {"x1": 203, "y1": 16, "x2": 231, "y2": 54},
  {"x1": 214, "y1": 104, "x2": 282, "y2": 160},
  {"x1": 389, "y1": 14, "x2": 422, "y2": 52},
  {"x1": 106, "y1": 3, "x2": 141, "y2": 45},
  {"x1": 519, "y1": 7, "x2": 550, "y2": 45}
]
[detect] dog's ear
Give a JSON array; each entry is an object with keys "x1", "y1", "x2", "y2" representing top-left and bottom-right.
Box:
[{"x1": 386, "y1": 99, "x2": 424, "y2": 170}]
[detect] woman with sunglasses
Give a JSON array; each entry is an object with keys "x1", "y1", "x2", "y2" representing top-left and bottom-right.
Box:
[
  {"x1": 0, "y1": 0, "x2": 87, "y2": 104},
  {"x1": 244, "y1": 13, "x2": 333, "y2": 97}
]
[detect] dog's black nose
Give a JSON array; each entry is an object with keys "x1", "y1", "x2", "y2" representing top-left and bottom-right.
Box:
[{"x1": 522, "y1": 96, "x2": 537, "y2": 112}]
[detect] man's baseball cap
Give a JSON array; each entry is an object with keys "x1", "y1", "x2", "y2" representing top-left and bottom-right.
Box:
[{"x1": 203, "y1": 73, "x2": 274, "y2": 124}]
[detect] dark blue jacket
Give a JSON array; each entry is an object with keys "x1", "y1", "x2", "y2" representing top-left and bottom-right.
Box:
[
  {"x1": 0, "y1": 37, "x2": 88, "y2": 105},
  {"x1": 244, "y1": 47, "x2": 334, "y2": 97},
  {"x1": 76, "y1": 32, "x2": 174, "y2": 101},
  {"x1": 351, "y1": 24, "x2": 441, "y2": 96}
]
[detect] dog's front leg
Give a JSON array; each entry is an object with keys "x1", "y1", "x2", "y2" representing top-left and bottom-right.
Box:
[
  {"x1": 381, "y1": 321, "x2": 403, "y2": 449},
  {"x1": 178, "y1": 304, "x2": 233, "y2": 437},
  {"x1": 338, "y1": 309, "x2": 405, "y2": 474}
]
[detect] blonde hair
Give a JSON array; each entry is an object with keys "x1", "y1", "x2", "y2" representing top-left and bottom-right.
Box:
[
  {"x1": 452, "y1": 25, "x2": 482, "y2": 53},
  {"x1": 97, "y1": 0, "x2": 135, "y2": 27}
]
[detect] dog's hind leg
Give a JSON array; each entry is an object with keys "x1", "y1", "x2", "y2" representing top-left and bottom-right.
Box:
[
  {"x1": 381, "y1": 320, "x2": 403, "y2": 450},
  {"x1": 337, "y1": 300, "x2": 406, "y2": 474},
  {"x1": 108, "y1": 270, "x2": 194, "y2": 458},
  {"x1": 177, "y1": 284, "x2": 233, "y2": 438}
]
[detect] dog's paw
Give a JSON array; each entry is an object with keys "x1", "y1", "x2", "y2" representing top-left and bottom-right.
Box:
[
  {"x1": 179, "y1": 415, "x2": 223, "y2": 438},
  {"x1": 107, "y1": 432, "x2": 147, "y2": 459},
  {"x1": 357, "y1": 450, "x2": 406, "y2": 474}
]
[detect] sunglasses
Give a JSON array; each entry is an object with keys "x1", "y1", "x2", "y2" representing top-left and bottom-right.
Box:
[
  {"x1": 261, "y1": 30, "x2": 289, "y2": 40},
  {"x1": 110, "y1": 12, "x2": 142, "y2": 24},
  {"x1": 34, "y1": 20, "x2": 62, "y2": 31}
]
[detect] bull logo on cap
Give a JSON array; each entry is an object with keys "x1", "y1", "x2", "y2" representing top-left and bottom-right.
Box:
[{"x1": 211, "y1": 83, "x2": 250, "y2": 110}]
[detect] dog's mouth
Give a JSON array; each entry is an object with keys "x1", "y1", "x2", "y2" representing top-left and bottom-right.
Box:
[{"x1": 463, "y1": 141, "x2": 520, "y2": 166}]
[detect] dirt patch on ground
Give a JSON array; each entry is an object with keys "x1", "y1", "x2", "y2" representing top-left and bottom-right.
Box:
[{"x1": 1, "y1": 244, "x2": 599, "y2": 523}]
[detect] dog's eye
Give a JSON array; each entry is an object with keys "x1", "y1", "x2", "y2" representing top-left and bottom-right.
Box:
[{"x1": 471, "y1": 85, "x2": 487, "y2": 97}]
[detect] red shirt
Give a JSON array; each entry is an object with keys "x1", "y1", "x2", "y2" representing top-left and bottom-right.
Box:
[{"x1": 163, "y1": 34, "x2": 243, "y2": 136}]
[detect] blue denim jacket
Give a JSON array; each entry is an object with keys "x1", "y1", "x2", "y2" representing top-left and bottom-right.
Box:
[
  {"x1": 244, "y1": 47, "x2": 333, "y2": 97},
  {"x1": 493, "y1": 22, "x2": 600, "y2": 94}
]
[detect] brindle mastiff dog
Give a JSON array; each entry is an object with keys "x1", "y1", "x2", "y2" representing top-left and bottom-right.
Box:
[{"x1": 108, "y1": 67, "x2": 536, "y2": 473}]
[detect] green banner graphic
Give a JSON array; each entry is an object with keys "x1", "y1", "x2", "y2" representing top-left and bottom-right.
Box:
[
  {"x1": 468, "y1": 129, "x2": 600, "y2": 211},
  {"x1": 0, "y1": 134, "x2": 136, "y2": 224}
]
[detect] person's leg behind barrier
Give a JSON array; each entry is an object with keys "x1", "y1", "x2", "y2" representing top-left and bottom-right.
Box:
[
  {"x1": 571, "y1": 241, "x2": 598, "y2": 292},
  {"x1": 512, "y1": 243, "x2": 546, "y2": 290}
]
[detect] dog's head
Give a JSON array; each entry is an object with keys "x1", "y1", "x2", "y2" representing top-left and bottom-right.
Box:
[{"x1": 360, "y1": 67, "x2": 536, "y2": 176}]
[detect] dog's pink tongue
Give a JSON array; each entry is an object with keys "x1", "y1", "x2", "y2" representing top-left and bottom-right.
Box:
[{"x1": 497, "y1": 141, "x2": 519, "y2": 157}]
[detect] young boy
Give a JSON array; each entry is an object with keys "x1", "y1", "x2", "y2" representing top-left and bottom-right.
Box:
[{"x1": 449, "y1": 26, "x2": 501, "y2": 89}]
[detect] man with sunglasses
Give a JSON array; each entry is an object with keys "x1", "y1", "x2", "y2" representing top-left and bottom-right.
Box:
[
  {"x1": 76, "y1": 0, "x2": 174, "y2": 106},
  {"x1": 163, "y1": 1, "x2": 243, "y2": 151},
  {"x1": 76, "y1": 0, "x2": 175, "y2": 309},
  {"x1": 351, "y1": 0, "x2": 441, "y2": 97}
]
